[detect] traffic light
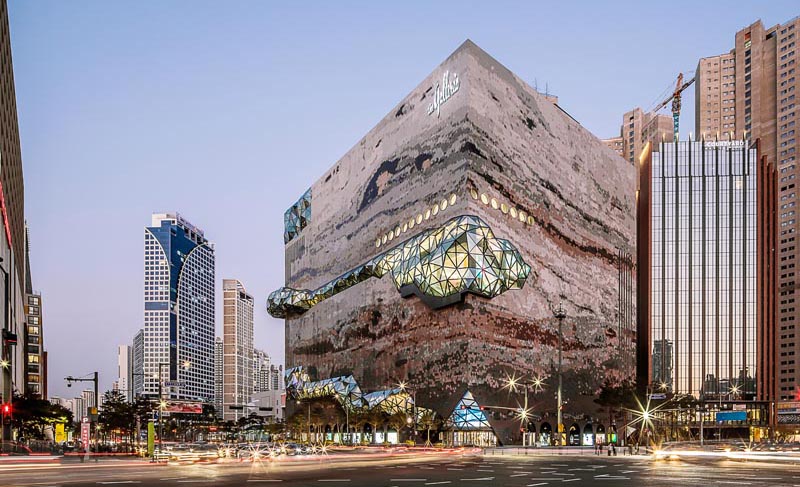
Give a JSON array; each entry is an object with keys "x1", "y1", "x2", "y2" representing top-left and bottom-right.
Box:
[{"x1": 1, "y1": 402, "x2": 10, "y2": 421}]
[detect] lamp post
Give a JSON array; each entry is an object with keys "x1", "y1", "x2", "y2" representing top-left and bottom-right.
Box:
[
  {"x1": 553, "y1": 301, "x2": 566, "y2": 447},
  {"x1": 297, "y1": 400, "x2": 311, "y2": 444},
  {"x1": 398, "y1": 381, "x2": 417, "y2": 446},
  {"x1": 503, "y1": 375, "x2": 544, "y2": 446},
  {"x1": 156, "y1": 363, "x2": 169, "y2": 452},
  {"x1": 155, "y1": 360, "x2": 191, "y2": 452}
]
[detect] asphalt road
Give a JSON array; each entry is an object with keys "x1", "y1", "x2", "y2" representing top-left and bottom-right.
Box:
[{"x1": 1, "y1": 452, "x2": 800, "y2": 487}]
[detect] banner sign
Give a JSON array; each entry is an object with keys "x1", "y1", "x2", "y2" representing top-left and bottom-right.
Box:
[
  {"x1": 147, "y1": 421, "x2": 155, "y2": 456},
  {"x1": 55, "y1": 423, "x2": 66, "y2": 443},
  {"x1": 80, "y1": 421, "x2": 90, "y2": 453}
]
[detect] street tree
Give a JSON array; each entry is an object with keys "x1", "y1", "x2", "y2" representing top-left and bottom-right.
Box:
[{"x1": 11, "y1": 393, "x2": 73, "y2": 441}]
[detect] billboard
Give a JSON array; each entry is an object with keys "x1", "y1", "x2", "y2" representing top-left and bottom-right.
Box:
[
  {"x1": 161, "y1": 401, "x2": 203, "y2": 414},
  {"x1": 716, "y1": 411, "x2": 747, "y2": 422},
  {"x1": 778, "y1": 401, "x2": 800, "y2": 425}
]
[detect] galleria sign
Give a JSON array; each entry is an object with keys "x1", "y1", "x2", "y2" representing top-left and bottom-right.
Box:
[{"x1": 427, "y1": 71, "x2": 461, "y2": 117}]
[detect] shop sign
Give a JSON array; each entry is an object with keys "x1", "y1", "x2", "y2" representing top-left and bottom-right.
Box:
[{"x1": 427, "y1": 71, "x2": 460, "y2": 117}]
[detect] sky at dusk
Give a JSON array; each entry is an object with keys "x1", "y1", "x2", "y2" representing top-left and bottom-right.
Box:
[{"x1": 8, "y1": 1, "x2": 798, "y2": 399}]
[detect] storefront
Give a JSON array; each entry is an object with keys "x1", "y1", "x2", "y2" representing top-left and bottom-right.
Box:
[{"x1": 444, "y1": 390, "x2": 498, "y2": 447}]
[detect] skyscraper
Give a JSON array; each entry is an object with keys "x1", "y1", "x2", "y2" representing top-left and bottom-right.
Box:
[
  {"x1": 695, "y1": 51, "x2": 737, "y2": 138},
  {"x1": 637, "y1": 139, "x2": 776, "y2": 437},
  {"x1": 602, "y1": 136, "x2": 624, "y2": 158},
  {"x1": 0, "y1": 0, "x2": 30, "y2": 441},
  {"x1": 222, "y1": 279, "x2": 254, "y2": 421},
  {"x1": 23, "y1": 292, "x2": 44, "y2": 398},
  {"x1": 115, "y1": 345, "x2": 133, "y2": 401},
  {"x1": 694, "y1": 16, "x2": 800, "y2": 431},
  {"x1": 253, "y1": 349, "x2": 271, "y2": 393},
  {"x1": 23, "y1": 225, "x2": 45, "y2": 399},
  {"x1": 269, "y1": 365, "x2": 283, "y2": 392},
  {"x1": 141, "y1": 213, "x2": 215, "y2": 402},
  {"x1": 619, "y1": 107, "x2": 674, "y2": 165},
  {"x1": 214, "y1": 337, "x2": 222, "y2": 417}
]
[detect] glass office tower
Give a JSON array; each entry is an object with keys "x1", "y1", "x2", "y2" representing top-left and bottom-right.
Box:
[
  {"x1": 141, "y1": 213, "x2": 215, "y2": 402},
  {"x1": 649, "y1": 140, "x2": 758, "y2": 399}
]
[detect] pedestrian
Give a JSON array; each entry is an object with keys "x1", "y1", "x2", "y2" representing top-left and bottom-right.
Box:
[{"x1": 612, "y1": 444, "x2": 617, "y2": 456}]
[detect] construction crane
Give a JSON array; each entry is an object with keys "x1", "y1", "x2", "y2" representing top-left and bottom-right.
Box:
[{"x1": 651, "y1": 72, "x2": 696, "y2": 139}]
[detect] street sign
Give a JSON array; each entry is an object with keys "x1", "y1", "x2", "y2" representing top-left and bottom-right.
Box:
[
  {"x1": 163, "y1": 380, "x2": 185, "y2": 387},
  {"x1": 648, "y1": 393, "x2": 667, "y2": 400},
  {"x1": 81, "y1": 416, "x2": 89, "y2": 423}
]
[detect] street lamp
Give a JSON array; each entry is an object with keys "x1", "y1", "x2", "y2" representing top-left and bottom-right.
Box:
[
  {"x1": 398, "y1": 381, "x2": 418, "y2": 446},
  {"x1": 502, "y1": 373, "x2": 545, "y2": 446},
  {"x1": 553, "y1": 301, "x2": 567, "y2": 447},
  {"x1": 296, "y1": 399, "x2": 311, "y2": 444}
]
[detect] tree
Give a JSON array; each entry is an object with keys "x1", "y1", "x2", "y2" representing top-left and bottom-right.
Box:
[
  {"x1": 98, "y1": 390, "x2": 138, "y2": 449},
  {"x1": 11, "y1": 393, "x2": 73, "y2": 441},
  {"x1": 594, "y1": 380, "x2": 638, "y2": 439},
  {"x1": 386, "y1": 411, "x2": 409, "y2": 443},
  {"x1": 418, "y1": 409, "x2": 439, "y2": 446},
  {"x1": 348, "y1": 407, "x2": 370, "y2": 444}
]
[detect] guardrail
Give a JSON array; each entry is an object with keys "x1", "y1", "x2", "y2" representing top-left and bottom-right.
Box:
[{"x1": 485, "y1": 446, "x2": 641, "y2": 456}]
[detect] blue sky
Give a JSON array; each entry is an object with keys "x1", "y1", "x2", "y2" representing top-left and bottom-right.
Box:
[{"x1": 9, "y1": 1, "x2": 797, "y2": 398}]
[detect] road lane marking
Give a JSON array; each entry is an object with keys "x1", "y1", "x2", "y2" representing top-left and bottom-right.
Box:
[
  {"x1": 526, "y1": 484, "x2": 549, "y2": 487},
  {"x1": 459, "y1": 478, "x2": 494, "y2": 482},
  {"x1": 317, "y1": 481, "x2": 351, "y2": 483},
  {"x1": 389, "y1": 480, "x2": 427, "y2": 482},
  {"x1": 424, "y1": 482, "x2": 451, "y2": 486},
  {"x1": 247, "y1": 481, "x2": 283, "y2": 483},
  {"x1": 97, "y1": 483, "x2": 141, "y2": 485}
]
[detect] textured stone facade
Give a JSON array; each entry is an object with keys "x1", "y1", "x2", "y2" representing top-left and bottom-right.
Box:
[{"x1": 276, "y1": 41, "x2": 636, "y2": 433}]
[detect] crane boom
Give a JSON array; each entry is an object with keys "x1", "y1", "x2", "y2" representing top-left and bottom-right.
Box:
[{"x1": 651, "y1": 72, "x2": 695, "y2": 138}]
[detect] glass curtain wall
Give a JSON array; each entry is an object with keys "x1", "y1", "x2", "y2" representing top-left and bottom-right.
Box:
[{"x1": 650, "y1": 141, "x2": 757, "y2": 399}]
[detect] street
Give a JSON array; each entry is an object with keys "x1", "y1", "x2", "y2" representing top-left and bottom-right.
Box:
[{"x1": 1, "y1": 451, "x2": 800, "y2": 487}]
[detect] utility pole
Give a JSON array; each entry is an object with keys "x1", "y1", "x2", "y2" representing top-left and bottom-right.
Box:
[
  {"x1": 65, "y1": 372, "x2": 99, "y2": 458},
  {"x1": 157, "y1": 363, "x2": 169, "y2": 453},
  {"x1": 554, "y1": 301, "x2": 566, "y2": 447}
]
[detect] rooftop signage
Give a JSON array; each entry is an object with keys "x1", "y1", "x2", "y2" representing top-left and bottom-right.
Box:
[
  {"x1": 704, "y1": 140, "x2": 746, "y2": 148},
  {"x1": 427, "y1": 70, "x2": 461, "y2": 117}
]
